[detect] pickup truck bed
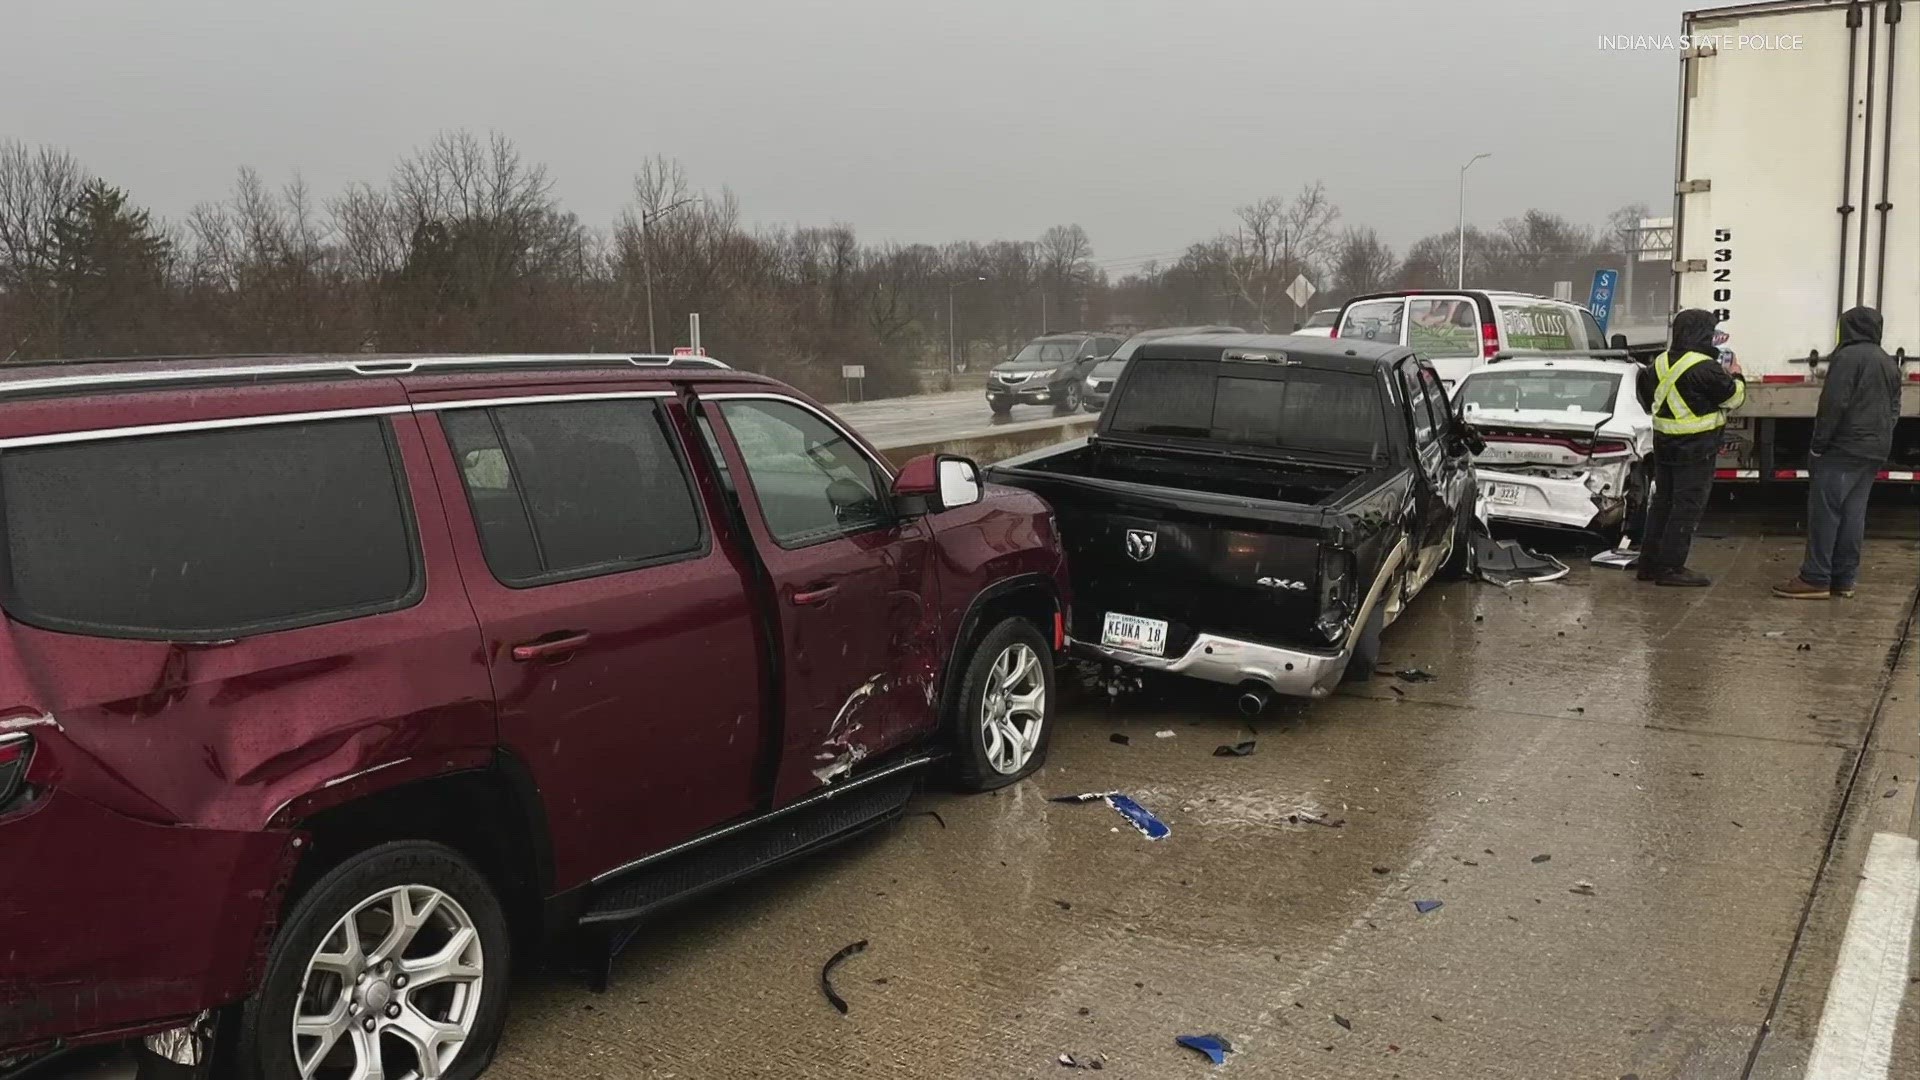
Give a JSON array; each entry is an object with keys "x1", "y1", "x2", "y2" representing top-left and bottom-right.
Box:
[{"x1": 989, "y1": 333, "x2": 1478, "y2": 700}]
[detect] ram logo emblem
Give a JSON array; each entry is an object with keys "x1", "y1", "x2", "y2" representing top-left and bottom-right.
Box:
[{"x1": 1124, "y1": 529, "x2": 1158, "y2": 562}]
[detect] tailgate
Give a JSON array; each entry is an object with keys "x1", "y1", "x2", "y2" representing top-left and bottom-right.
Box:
[{"x1": 1055, "y1": 495, "x2": 1331, "y2": 658}]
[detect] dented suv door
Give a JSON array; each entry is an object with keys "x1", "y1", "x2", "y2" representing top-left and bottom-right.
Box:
[{"x1": 698, "y1": 391, "x2": 943, "y2": 805}]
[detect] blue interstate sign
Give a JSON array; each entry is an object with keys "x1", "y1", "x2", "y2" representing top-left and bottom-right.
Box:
[{"x1": 1588, "y1": 269, "x2": 1619, "y2": 334}]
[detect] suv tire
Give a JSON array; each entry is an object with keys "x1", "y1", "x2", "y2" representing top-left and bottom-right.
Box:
[
  {"x1": 234, "y1": 841, "x2": 512, "y2": 1080},
  {"x1": 953, "y1": 618, "x2": 1055, "y2": 790},
  {"x1": 1052, "y1": 381, "x2": 1083, "y2": 415},
  {"x1": 988, "y1": 397, "x2": 1013, "y2": 417}
]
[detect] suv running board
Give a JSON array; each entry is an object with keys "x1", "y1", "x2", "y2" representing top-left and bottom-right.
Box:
[{"x1": 571, "y1": 754, "x2": 937, "y2": 986}]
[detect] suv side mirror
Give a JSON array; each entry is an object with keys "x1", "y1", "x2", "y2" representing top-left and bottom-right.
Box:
[{"x1": 892, "y1": 454, "x2": 984, "y2": 514}]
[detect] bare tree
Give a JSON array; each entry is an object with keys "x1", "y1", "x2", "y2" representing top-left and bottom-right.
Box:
[
  {"x1": 1223, "y1": 181, "x2": 1340, "y2": 330},
  {"x1": 0, "y1": 141, "x2": 90, "y2": 288},
  {"x1": 1328, "y1": 226, "x2": 1397, "y2": 304}
]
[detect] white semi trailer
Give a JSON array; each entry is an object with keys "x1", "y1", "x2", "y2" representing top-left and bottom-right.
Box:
[{"x1": 1673, "y1": 0, "x2": 1917, "y2": 480}]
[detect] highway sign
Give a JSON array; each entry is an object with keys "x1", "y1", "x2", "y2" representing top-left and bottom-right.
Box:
[{"x1": 1588, "y1": 269, "x2": 1619, "y2": 333}]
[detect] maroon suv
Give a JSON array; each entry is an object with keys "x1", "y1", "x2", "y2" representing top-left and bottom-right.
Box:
[{"x1": 0, "y1": 354, "x2": 1068, "y2": 1078}]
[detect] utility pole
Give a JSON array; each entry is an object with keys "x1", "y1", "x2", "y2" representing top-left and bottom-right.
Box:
[
  {"x1": 1456, "y1": 153, "x2": 1491, "y2": 289},
  {"x1": 641, "y1": 197, "x2": 700, "y2": 353}
]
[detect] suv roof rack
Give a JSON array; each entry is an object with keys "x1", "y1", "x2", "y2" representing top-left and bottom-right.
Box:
[{"x1": 0, "y1": 353, "x2": 734, "y2": 397}]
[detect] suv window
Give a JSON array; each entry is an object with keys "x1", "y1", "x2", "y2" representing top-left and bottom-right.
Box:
[
  {"x1": 441, "y1": 399, "x2": 705, "y2": 585},
  {"x1": 720, "y1": 399, "x2": 888, "y2": 547},
  {"x1": 1406, "y1": 297, "x2": 1480, "y2": 359},
  {"x1": 0, "y1": 418, "x2": 419, "y2": 638},
  {"x1": 1339, "y1": 299, "x2": 1404, "y2": 343},
  {"x1": 1495, "y1": 300, "x2": 1602, "y2": 351}
]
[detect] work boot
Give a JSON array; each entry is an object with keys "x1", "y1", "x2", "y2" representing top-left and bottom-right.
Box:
[
  {"x1": 1771, "y1": 577, "x2": 1830, "y2": 599},
  {"x1": 1635, "y1": 565, "x2": 1659, "y2": 582},
  {"x1": 1655, "y1": 567, "x2": 1712, "y2": 587},
  {"x1": 1833, "y1": 583, "x2": 1857, "y2": 598}
]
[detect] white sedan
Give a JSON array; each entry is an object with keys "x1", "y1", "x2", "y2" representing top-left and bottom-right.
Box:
[{"x1": 1454, "y1": 357, "x2": 1651, "y2": 534}]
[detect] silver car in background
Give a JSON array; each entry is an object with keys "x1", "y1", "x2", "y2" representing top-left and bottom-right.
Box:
[{"x1": 1081, "y1": 325, "x2": 1243, "y2": 412}]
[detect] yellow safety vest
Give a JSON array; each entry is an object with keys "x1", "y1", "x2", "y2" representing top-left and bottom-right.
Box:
[{"x1": 1650, "y1": 350, "x2": 1744, "y2": 436}]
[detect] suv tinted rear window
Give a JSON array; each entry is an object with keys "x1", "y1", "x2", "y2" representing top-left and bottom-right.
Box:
[
  {"x1": 0, "y1": 418, "x2": 419, "y2": 638},
  {"x1": 1109, "y1": 359, "x2": 1387, "y2": 459},
  {"x1": 441, "y1": 399, "x2": 705, "y2": 585}
]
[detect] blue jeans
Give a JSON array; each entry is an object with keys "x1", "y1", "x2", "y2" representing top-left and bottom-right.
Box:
[{"x1": 1799, "y1": 456, "x2": 1877, "y2": 588}]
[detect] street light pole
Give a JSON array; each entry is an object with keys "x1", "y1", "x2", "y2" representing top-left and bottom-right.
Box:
[
  {"x1": 1456, "y1": 153, "x2": 1491, "y2": 289},
  {"x1": 947, "y1": 275, "x2": 986, "y2": 374},
  {"x1": 640, "y1": 197, "x2": 700, "y2": 353}
]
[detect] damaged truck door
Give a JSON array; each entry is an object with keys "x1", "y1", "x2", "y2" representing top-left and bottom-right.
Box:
[{"x1": 700, "y1": 394, "x2": 947, "y2": 802}]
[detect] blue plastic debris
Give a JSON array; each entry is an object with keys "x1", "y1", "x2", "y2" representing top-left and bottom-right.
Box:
[
  {"x1": 1103, "y1": 794, "x2": 1170, "y2": 840},
  {"x1": 1414, "y1": 900, "x2": 1443, "y2": 914},
  {"x1": 1050, "y1": 792, "x2": 1170, "y2": 840},
  {"x1": 1175, "y1": 1034, "x2": 1233, "y2": 1065}
]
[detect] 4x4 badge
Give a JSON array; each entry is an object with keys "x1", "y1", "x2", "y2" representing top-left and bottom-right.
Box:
[{"x1": 1125, "y1": 529, "x2": 1158, "y2": 562}]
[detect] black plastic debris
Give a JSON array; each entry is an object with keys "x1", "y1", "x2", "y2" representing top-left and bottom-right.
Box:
[
  {"x1": 1288, "y1": 812, "x2": 1345, "y2": 828},
  {"x1": 1531, "y1": 854, "x2": 1551, "y2": 864},
  {"x1": 912, "y1": 810, "x2": 947, "y2": 828},
  {"x1": 1053, "y1": 899, "x2": 1073, "y2": 910},
  {"x1": 820, "y1": 939, "x2": 867, "y2": 1015},
  {"x1": 1797, "y1": 643, "x2": 1812, "y2": 652},
  {"x1": 1372, "y1": 865, "x2": 1391, "y2": 875},
  {"x1": 1395, "y1": 668, "x2": 1438, "y2": 683},
  {"x1": 1175, "y1": 1034, "x2": 1234, "y2": 1065},
  {"x1": 1569, "y1": 881, "x2": 1597, "y2": 896},
  {"x1": 1472, "y1": 534, "x2": 1570, "y2": 586},
  {"x1": 1885, "y1": 789, "x2": 1899, "y2": 799},
  {"x1": 1058, "y1": 1052, "x2": 1105, "y2": 1069},
  {"x1": 1109, "y1": 733, "x2": 1131, "y2": 746},
  {"x1": 1413, "y1": 900, "x2": 1443, "y2": 914},
  {"x1": 1389, "y1": 685, "x2": 1406, "y2": 697},
  {"x1": 1333, "y1": 1013, "x2": 1353, "y2": 1031},
  {"x1": 1212, "y1": 740, "x2": 1257, "y2": 757}
]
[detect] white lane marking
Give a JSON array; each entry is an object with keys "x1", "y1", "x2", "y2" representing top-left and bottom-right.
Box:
[{"x1": 1805, "y1": 831, "x2": 1920, "y2": 1080}]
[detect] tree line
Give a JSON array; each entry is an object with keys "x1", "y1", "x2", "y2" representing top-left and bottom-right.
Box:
[{"x1": 0, "y1": 132, "x2": 1648, "y2": 400}]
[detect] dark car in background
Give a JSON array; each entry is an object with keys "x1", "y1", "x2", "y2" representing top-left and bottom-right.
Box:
[
  {"x1": 0, "y1": 353, "x2": 1069, "y2": 1079},
  {"x1": 986, "y1": 332, "x2": 1123, "y2": 416},
  {"x1": 1081, "y1": 325, "x2": 1243, "y2": 412}
]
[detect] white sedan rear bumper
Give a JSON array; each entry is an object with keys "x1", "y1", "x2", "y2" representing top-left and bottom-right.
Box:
[{"x1": 1475, "y1": 466, "x2": 1623, "y2": 531}]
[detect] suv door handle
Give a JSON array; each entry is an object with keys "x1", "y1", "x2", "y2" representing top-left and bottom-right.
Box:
[
  {"x1": 511, "y1": 632, "x2": 592, "y2": 662},
  {"x1": 791, "y1": 584, "x2": 839, "y2": 606}
]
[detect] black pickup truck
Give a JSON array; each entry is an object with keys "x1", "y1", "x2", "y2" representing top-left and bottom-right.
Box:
[{"x1": 988, "y1": 333, "x2": 1479, "y2": 705}]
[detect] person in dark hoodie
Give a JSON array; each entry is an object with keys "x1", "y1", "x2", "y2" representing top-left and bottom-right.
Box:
[
  {"x1": 1774, "y1": 307, "x2": 1902, "y2": 599},
  {"x1": 1634, "y1": 308, "x2": 1746, "y2": 586}
]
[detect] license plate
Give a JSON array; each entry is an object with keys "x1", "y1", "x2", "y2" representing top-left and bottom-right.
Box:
[
  {"x1": 1102, "y1": 612, "x2": 1169, "y2": 656},
  {"x1": 1486, "y1": 482, "x2": 1523, "y2": 506}
]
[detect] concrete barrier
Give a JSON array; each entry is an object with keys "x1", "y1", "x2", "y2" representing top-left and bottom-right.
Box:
[{"x1": 878, "y1": 417, "x2": 1096, "y2": 468}]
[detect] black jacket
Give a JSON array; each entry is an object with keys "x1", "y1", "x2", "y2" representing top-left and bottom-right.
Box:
[
  {"x1": 1635, "y1": 308, "x2": 1745, "y2": 457},
  {"x1": 1812, "y1": 307, "x2": 1901, "y2": 465}
]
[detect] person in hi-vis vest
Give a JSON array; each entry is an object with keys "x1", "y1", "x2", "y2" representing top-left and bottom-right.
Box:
[{"x1": 1632, "y1": 308, "x2": 1745, "y2": 587}]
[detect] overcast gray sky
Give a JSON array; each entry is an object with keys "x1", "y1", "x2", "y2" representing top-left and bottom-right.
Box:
[{"x1": 3, "y1": 0, "x2": 1693, "y2": 268}]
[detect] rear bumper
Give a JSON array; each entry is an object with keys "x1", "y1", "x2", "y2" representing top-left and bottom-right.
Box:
[
  {"x1": 1072, "y1": 632, "x2": 1350, "y2": 699},
  {"x1": 0, "y1": 790, "x2": 295, "y2": 1056},
  {"x1": 1476, "y1": 468, "x2": 1617, "y2": 531}
]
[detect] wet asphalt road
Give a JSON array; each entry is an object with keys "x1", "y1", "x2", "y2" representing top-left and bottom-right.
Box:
[{"x1": 478, "y1": 507, "x2": 1919, "y2": 1080}]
